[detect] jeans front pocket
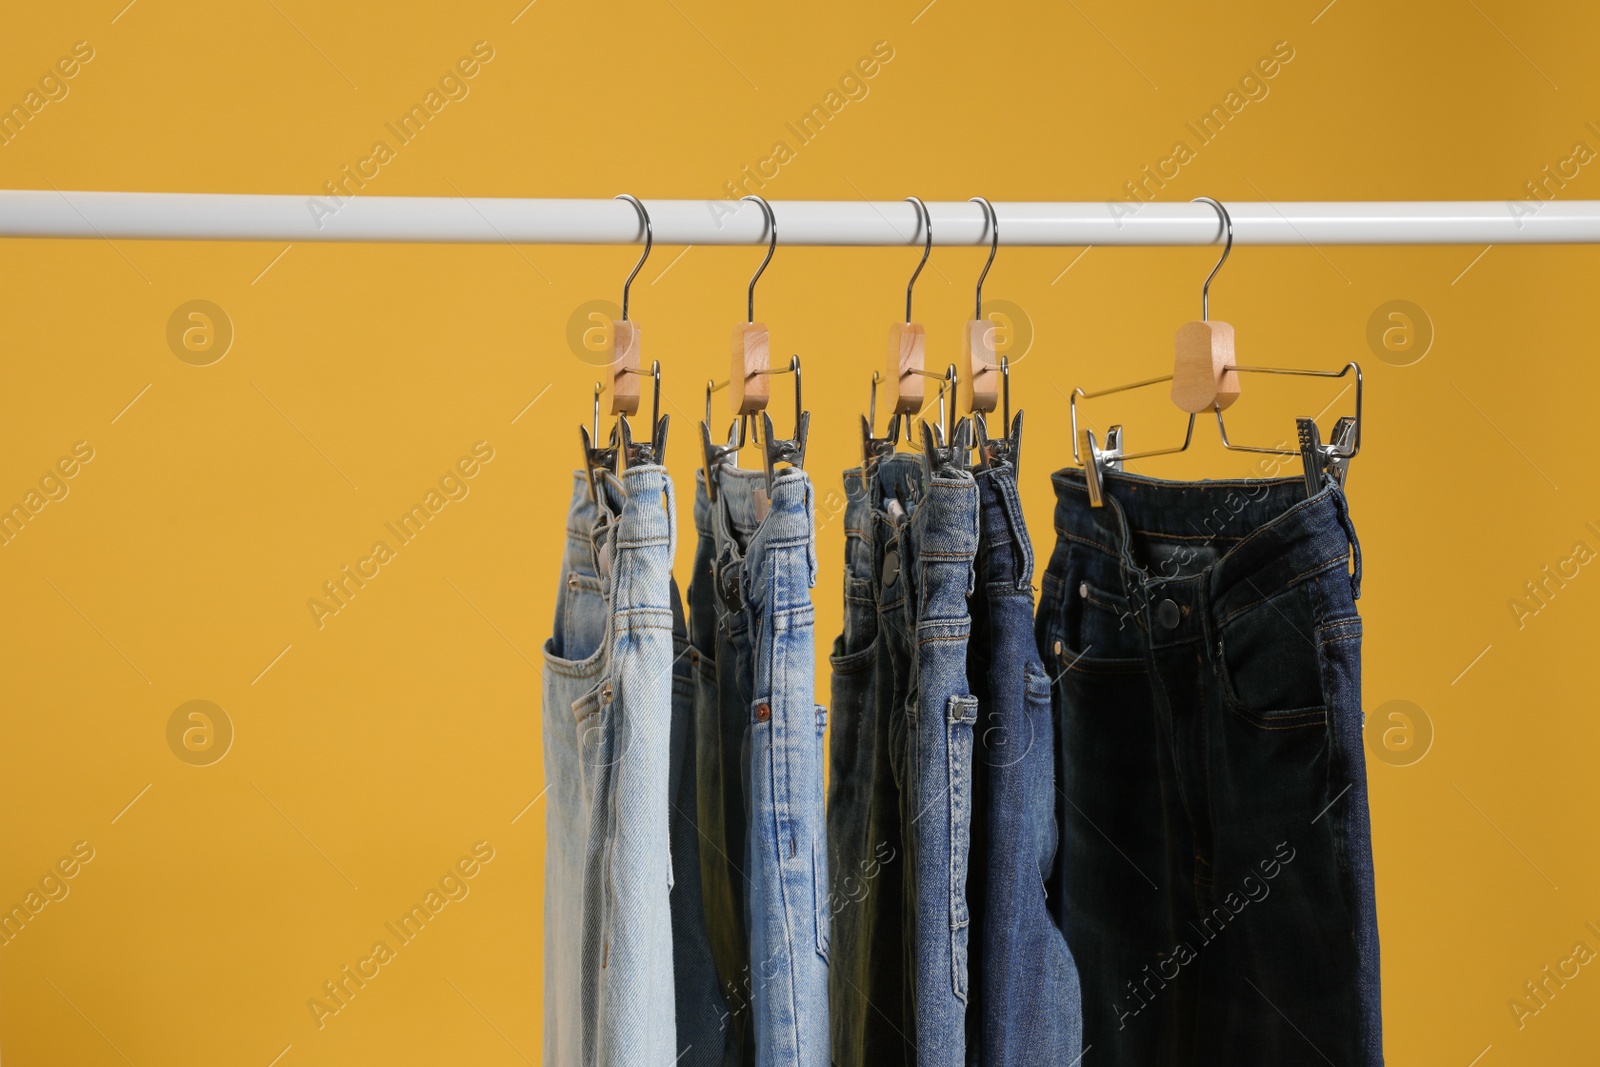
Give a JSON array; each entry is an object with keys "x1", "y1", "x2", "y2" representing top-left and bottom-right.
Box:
[
  {"x1": 1217, "y1": 585, "x2": 1328, "y2": 730},
  {"x1": 946, "y1": 693, "x2": 978, "y2": 1002}
]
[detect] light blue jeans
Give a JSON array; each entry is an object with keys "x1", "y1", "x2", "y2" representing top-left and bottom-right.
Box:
[
  {"x1": 698, "y1": 465, "x2": 831, "y2": 1065},
  {"x1": 542, "y1": 467, "x2": 689, "y2": 1066}
]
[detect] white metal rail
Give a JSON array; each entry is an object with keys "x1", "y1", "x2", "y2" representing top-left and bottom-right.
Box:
[{"x1": 0, "y1": 191, "x2": 1597, "y2": 246}]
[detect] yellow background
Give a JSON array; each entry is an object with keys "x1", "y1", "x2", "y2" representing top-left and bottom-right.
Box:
[{"x1": 1, "y1": 1, "x2": 1597, "y2": 1063}]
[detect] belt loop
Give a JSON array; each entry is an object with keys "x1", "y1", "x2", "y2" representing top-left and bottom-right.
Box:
[
  {"x1": 803, "y1": 475, "x2": 819, "y2": 589},
  {"x1": 661, "y1": 468, "x2": 678, "y2": 559},
  {"x1": 996, "y1": 470, "x2": 1034, "y2": 592},
  {"x1": 1332, "y1": 488, "x2": 1362, "y2": 600}
]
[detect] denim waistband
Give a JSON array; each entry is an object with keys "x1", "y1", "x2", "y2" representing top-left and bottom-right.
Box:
[
  {"x1": 841, "y1": 453, "x2": 926, "y2": 585},
  {"x1": 906, "y1": 469, "x2": 979, "y2": 622},
  {"x1": 559, "y1": 466, "x2": 677, "y2": 599},
  {"x1": 700, "y1": 465, "x2": 819, "y2": 615},
  {"x1": 975, "y1": 463, "x2": 1033, "y2": 593},
  {"x1": 1049, "y1": 466, "x2": 1362, "y2": 620}
]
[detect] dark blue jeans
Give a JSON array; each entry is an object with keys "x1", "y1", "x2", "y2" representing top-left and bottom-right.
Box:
[
  {"x1": 968, "y1": 463, "x2": 1083, "y2": 1064},
  {"x1": 1037, "y1": 468, "x2": 1382, "y2": 1067},
  {"x1": 669, "y1": 581, "x2": 739, "y2": 1066},
  {"x1": 827, "y1": 455, "x2": 923, "y2": 1067},
  {"x1": 689, "y1": 472, "x2": 754, "y2": 1063}
]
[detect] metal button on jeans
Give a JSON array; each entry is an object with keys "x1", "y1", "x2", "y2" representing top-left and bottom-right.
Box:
[
  {"x1": 1156, "y1": 598, "x2": 1181, "y2": 630},
  {"x1": 882, "y1": 549, "x2": 900, "y2": 587}
]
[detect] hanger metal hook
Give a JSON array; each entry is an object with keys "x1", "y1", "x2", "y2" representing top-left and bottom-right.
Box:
[
  {"x1": 969, "y1": 197, "x2": 998, "y2": 320},
  {"x1": 742, "y1": 195, "x2": 776, "y2": 323},
  {"x1": 615, "y1": 194, "x2": 652, "y2": 322},
  {"x1": 1192, "y1": 196, "x2": 1231, "y2": 322},
  {"x1": 904, "y1": 196, "x2": 931, "y2": 324}
]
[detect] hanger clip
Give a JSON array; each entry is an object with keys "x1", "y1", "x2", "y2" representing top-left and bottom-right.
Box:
[
  {"x1": 579, "y1": 424, "x2": 619, "y2": 503},
  {"x1": 859, "y1": 370, "x2": 902, "y2": 491},
  {"x1": 758, "y1": 355, "x2": 807, "y2": 495},
  {"x1": 975, "y1": 409, "x2": 1023, "y2": 474},
  {"x1": 1297, "y1": 415, "x2": 1358, "y2": 498},
  {"x1": 1080, "y1": 425, "x2": 1124, "y2": 509},
  {"x1": 618, "y1": 411, "x2": 670, "y2": 473},
  {"x1": 920, "y1": 416, "x2": 973, "y2": 482}
]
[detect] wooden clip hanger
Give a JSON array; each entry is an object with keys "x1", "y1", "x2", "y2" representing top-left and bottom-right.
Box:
[
  {"x1": 1067, "y1": 196, "x2": 1364, "y2": 507},
  {"x1": 702, "y1": 196, "x2": 805, "y2": 501},
  {"x1": 963, "y1": 196, "x2": 1022, "y2": 472},
  {"x1": 886, "y1": 196, "x2": 932, "y2": 418},
  {"x1": 965, "y1": 196, "x2": 1002, "y2": 417},
  {"x1": 581, "y1": 195, "x2": 667, "y2": 500},
  {"x1": 1171, "y1": 196, "x2": 1241, "y2": 415}
]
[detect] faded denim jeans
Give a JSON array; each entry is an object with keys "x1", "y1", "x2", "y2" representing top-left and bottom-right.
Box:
[
  {"x1": 541, "y1": 467, "x2": 689, "y2": 1067},
  {"x1": 690, "y1": 465, "x2": 829, "y2": 1066}
]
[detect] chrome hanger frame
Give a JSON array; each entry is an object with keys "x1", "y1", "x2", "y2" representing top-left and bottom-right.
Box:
[
  {"x1": 859, "y1": 370, "x2": 903, "y2": 490},
  {"x1": 758, "y1": 355, "x2": 808, "y2": 494},
  {"x1": 975, "y1": 355, "x2": 1022, "y2": 473},
  {"x1": 903, "y1": 196, "x2": 931, "y2": 324}
]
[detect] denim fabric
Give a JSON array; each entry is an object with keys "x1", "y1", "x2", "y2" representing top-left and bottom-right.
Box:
[
  {"x1": 1037, "y1": 467, "x2": 1381, "y2": 1067},
  {"x1": 689, "y1": 473, "x2": 753, "y2": 1061},
  {"x1": 693, "y1": 465, "x2": 830, "y2": 1065},
  {"x1": 541, "y1": 473, "x2": 608, "y2": 1067},
  {"x1": 541, "y1": 466, "x2": 681, "y2": 1067},
  {"x1": 900, "y1": 467, "x2": 980, "y2": 1067},
  {"x1": 670, "y1": 581, "x2": 739, "y2": 1065},
  {"x1": 827, "y1": 456, "x2": 923, "y2": 1067},
  {"x1": 968, "y1": 462, "x2": 1084, "y2": 1064}
]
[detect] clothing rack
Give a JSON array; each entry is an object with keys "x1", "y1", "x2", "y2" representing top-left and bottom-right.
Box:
[{"x1": 1, "y1": 191, "x2": 1598, "y2": 245}]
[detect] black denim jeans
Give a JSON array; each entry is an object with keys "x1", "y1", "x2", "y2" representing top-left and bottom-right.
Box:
[{"x1": 1037, "y1": 468, "x2": 1382, "y2": 1066}]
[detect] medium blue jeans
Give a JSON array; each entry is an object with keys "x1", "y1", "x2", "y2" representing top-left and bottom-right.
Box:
[
  {"x1": 692, "y1": 465, "x2": 830, "y2": 1066},
  {"x1": 1037, "y1": 467, "x2": 1382, "y2": 1066},
  {"x1": 898, "y1": 467, "x2": 980, "y2": 1067},
  {"x1": 968, "y1": 462, "x2": 1084, "y2": 1063}
]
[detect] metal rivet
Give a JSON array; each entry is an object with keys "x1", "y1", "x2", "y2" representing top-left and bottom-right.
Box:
[
  {"x1": 882, "y1": 550, "x2": 900, "y2": 587},
  {"x1": 1052, "y1": 639, "x2": 1064, "y2": 658},
  {"x1": 690, "y1": 650, "x2": 700, "y2": 667},
  {"x1": 1079, "y1": 582, "x2": 1089, "y2": 598},
  {"x1": 600, "y1": 683, "x2": 614, "y2": 703},
  {"x1": 567, "y1": 573, "x2": 579, "y2": 589},
  {"x1": 1156, "y1": 599, "x2": 1181, "y2": 630},
  {"x1": 756, "y1": 702, "x2": 771, "y2": 723}
]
